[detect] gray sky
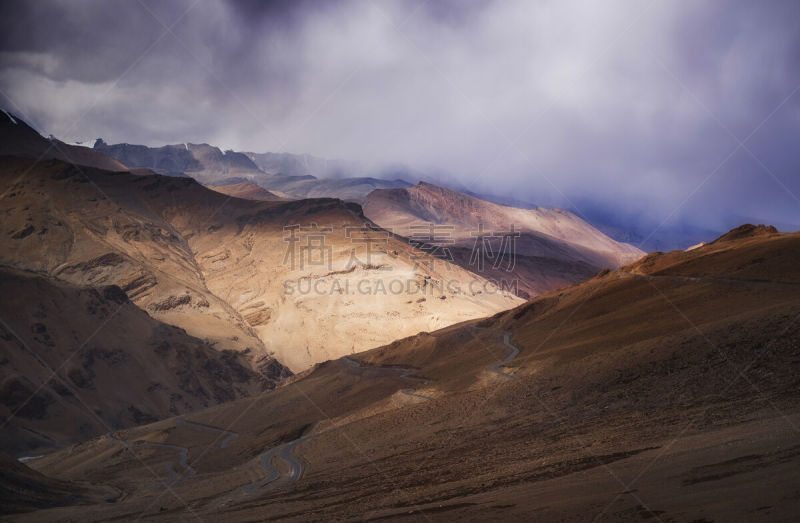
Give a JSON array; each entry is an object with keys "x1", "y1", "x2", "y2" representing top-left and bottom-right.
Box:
[{"x1": 1, "y1": 0, "x2": 799, "y2": 232}]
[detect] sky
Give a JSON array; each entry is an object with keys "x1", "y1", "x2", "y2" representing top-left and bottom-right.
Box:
[{"x1": 1, "y1": 0, "x2": 799, "y2": 235}]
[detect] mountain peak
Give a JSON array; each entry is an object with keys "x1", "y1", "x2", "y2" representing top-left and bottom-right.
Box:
[{"x1": 714, "y1": 223, "x2": 779, "y2": 243}]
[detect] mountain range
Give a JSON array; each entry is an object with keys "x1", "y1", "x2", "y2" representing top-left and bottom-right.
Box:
[
  {"x1": 2, "y1": 109, "x2": 798, "y2": 521},
  {"x1": 364, "y1": 181, "x2": 644, "y2": 297},
  {"x1": 89, "y1": 132, "x2": 645, "y2": 298},
  {"x1": 0, "y1": 114, "x2": 521, "y2": 455},
  {"x1": 94, "y1": 138, "x2": 413, "y2": 201},
  {"x1": 9, "y1": 224, "x2": 798, "y2": 521}
]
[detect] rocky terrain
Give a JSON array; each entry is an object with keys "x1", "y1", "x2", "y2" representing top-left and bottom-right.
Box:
[
  {"x1": 363, "y1": 181, "x2": 644, "y2": 297},
  {"x1": 207, "y1": 181, "x2": 289, "y2": 201},
  {"x1": 10, "y1": 225, "x2": 798, "y2": 521},
  {"x1": 93, "y1": 139, "x2": 262, "y2": 181},
  {"x1": 0, "y1": 266, "x2": 282, "y2": 456},
  {"x1": 0, "y1": 153, "x2": 519, "y2": 374}
]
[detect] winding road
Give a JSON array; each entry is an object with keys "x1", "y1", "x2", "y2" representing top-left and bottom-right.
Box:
[
  {"x1": 240, "y1": 330, "x2": 522, "y2": 497},
  {"x1": 489, "y1": 331, "x2": 520, "y2": 378},
  {"x1": 469, "y1": 326, "x2": 521, "y2": 379},
  {"x1": 240, "y1": 424, "x2": 346, "y2": 495},
  {"x1": 142, "y1": 441, "x2": 196, "y2": 491},
  {"x1": 130, "y1": 328, "x2": 520, "y2": 502},
  {"x1": 105, "y1": 415, "x2": 239, "y2": 491},
  {"x1": 176, "y1": 417, "x2": 238, "y2": 449},
  {"x1": 236, "y1": 357, "x2": 437, "y2": 498}
]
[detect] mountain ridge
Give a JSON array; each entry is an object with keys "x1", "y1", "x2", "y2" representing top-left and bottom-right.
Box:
[
  {"x1": 0, "y1": 111, "x2": 127, "y2": 172},
  {"x1": 0, "y1": 155, "x2": 521, "y2": 374}
]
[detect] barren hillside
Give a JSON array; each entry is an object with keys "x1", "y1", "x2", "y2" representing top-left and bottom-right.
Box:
[
  {"x1": 0, "y1": 266, "x2": 284, "y2": 455},
  {"x1": 0, "y1": 157, "x2": 521, "y2": 373},
  {"x1": 15, "y1": 226, "x2": 799, "y2": 521},
  {"x1": 364, "y1": 181, "x2": 644, "y2": 297}
]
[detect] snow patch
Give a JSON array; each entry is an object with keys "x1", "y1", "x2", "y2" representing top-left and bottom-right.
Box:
[{"x1": 2, "y1": 109, "x2": 17, "y2": 124}]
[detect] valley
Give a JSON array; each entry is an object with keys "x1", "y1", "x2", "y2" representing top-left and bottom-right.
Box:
[
  {"x1": 6, "y1": 226, "x2": 798, "y2": 521},
  {"x1": 3, "y1": 3, "x2": 799, "y2": 520}
]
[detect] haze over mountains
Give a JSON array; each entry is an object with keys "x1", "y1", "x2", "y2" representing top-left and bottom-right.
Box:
[
  {"x1": 94, "y1": 138, "x2": 413, "y2": 201},
  {"x1": 88, "y1": 130, "x2": 647, "y2": 298},
  {"x1": 0, "y1": 115, "x2": 725, "y2": 254},
  {"x1": 90, "y1": 135, "x2": 760, "y2": 253}
]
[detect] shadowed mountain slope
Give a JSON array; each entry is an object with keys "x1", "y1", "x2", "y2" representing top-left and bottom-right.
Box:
[
  {"x1": 0, "y1": 111, "x2": 127, "y2": 172},
  {"x1": 93, "y1": 139, "x2": 261, "y2": 181},
  {"x1": 0, "y1": 451, "x2": 119, "y2": 515},
  {"x1": 0, "y1": 265, "x2": 283, "y2": 455}
]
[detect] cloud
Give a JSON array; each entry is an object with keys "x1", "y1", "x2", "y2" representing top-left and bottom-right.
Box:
[{"x1": 1, "y1": 0, "x2": 798, "y2": 231}]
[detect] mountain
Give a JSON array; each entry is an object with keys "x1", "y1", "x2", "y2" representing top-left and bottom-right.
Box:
[
  {"x1": 207, "y1": 181, "x2": 289, "y2": 201},
  {"x1": 0, "y1": 156, "x2": 520, "y2": 374},
  {"x1": 363, "y1": 181, "x2": 644, "y2": 297},
  {"x1": 94, "y1": 139, "x2": 412, "y2": 200},
  {"x1": 0, "y1": 266, "x2": 282, "y2": 455},
  {"x1": 0, "y1": 111, "x2": 127, "y2": 172},
  {"x1": 254, "y1": 173, "x2": 412, "y2": 201},
  {"x1": 18, "y1": 225, "x2": 800, "y2": 521},
  {"x1": 92, "y1": 139, "x2": 261, "y2": 181}
]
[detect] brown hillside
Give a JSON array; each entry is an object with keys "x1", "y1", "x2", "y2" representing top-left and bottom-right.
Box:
[{"x1": 19, "y1": 227, "x2": 800, "y2": 521}]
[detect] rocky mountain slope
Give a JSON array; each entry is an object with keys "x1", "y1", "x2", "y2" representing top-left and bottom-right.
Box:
[
  {"x1": 0, "y1": 111, "x2": 126, "y2": 172},
  {"x1": 363, "y1": 181, "x2": 644, "y2": 297},
  {"x1": 92, "y1": 139, "x2": 261, "y2": 181},
  {"x1": 0, "y1": 156, "x2": 520, "y2": 373},
  {"x1": 15, "y1": 225, "x2": 799, "y2": 521},
  {"x1": 207, "y1": 181, "x2": 289, "y2": 201},
  {"x1": 0, "y1": 265, "x2": 282, "y2": 456},
  {"x1": 94, "y1": 139, "x2": 412, "y2": 200}
]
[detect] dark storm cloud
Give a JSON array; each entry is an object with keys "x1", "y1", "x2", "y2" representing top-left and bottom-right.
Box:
[{"x1": 0, "y1": 0, "x2": 798, "y2": 232}]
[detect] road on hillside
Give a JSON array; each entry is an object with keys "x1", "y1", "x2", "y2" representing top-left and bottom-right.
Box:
[
  {"x1": 236, "y1": 356, "x2": 438, "y2": 498},
  {"x1": 105, "y1": 415, "x2": 239, "y2": 491}
]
